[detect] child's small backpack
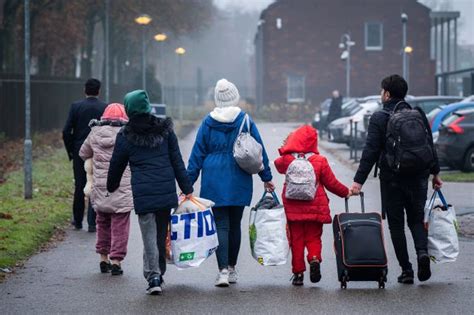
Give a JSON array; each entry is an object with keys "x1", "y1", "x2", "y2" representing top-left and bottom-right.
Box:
[{"x1": 285, "y1": 153, "x2": 317, "y2": 200}]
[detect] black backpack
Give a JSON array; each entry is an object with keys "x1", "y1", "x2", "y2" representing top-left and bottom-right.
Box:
[{"x1": 382, "y1": 101, "x2": 435, "y2": 174}]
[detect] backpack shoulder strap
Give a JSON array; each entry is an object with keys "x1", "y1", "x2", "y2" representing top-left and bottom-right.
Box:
[{"x1": 393, "y1": 101, "x2": 412, "y2": 112}]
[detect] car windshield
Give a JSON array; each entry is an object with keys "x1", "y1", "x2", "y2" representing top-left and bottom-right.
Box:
[
  {"x1": 348, "y1": 105, "x2": 363, "y2": 116},
  {"x1": 414, "y1": 99, "x2": 459, "y2": 113},
  {"x1": 342, "y1": 100, "x2": 359, "y2": 115}
]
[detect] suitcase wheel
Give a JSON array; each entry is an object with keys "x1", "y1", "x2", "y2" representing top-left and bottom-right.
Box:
[
  {"x1": 340, "y1": 278, "x2": 347, "y2": 290},
  {"x1": 378, "y1": 278, "x2": 385, "y2": 289}
]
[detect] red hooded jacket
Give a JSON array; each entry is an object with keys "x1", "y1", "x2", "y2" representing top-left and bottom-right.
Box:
[{"x1": 274, "y1": 125, "x2": 349, "y2": 223}]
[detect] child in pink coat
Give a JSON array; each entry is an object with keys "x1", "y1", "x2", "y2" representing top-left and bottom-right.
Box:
[{"x1": 80, "y1": 103, "x2": 133, "y2": 275}]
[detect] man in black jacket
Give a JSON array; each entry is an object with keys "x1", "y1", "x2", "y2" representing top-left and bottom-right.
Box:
[
  {"x1": 63, "y1": 79, "x2": 107, "y2": 231},
  {"x1": 351, "y1": 75, "x2": 443, "y2": 284}
]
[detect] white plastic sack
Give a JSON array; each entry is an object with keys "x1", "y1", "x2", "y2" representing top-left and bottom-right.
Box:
[
  {"x1": 424, "y1": 190, "x2": 459, "y2": 264},
  {"x1": 174, "y1": 195, "x2": 215, "y2": 214},
  {"x1": 249, "y1": 192, "x2": 289, "y2": 266},
  {"x1": 170, "y1": 198, "x2": 219, "y2": 269}
]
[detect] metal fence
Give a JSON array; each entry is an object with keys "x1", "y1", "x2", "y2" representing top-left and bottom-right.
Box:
[
  {"x1": 436, "y1": 67, "x2": 474, "y2": 96},
  {"x1": 0, "y1": 76, "x2": 255, "y2": 139}
]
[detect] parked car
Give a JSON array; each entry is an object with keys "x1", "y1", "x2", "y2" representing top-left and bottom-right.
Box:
[
  {"x1": 328, "y1": 101, "x2": 381, "y2": 145},
  {"x1": 461, "y1": 95, "x2": 474, "y2": 103},
  {"x1": 435, "y1": 108, "x2": 474, "y2": 172},
  {"x1": 409, "y1": 96, "x2": 463, "y2": 114},
  {"x1": 431, "y1": 102, "x2": 474, "y2": 143},
  {"x1": 312, "y1": 97, "x2": 353, "y2": 132}
]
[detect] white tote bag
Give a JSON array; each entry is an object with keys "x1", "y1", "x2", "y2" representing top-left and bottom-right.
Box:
[
  {"x1": 170, "y1": 197, "x2": 219, "y2": 269},
  {"x1": 424, "y1": 190, "x2": 459, "y2": 264},
  {"x1": 249, "y1": 192, "x2": 289, "y2": 266}
]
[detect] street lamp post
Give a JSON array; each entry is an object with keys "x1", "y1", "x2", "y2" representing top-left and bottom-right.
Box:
[
  {"x1": 104, "y1": 0, "x2": 110, "y2": 102},
  {"x1": 24, "y1": 0, "x2": 32, "y2": 199},
  {"x1": 175, "y1": 47, "x2": 186, "y2": 122},
  {"x1": 339, "y1": 34, "x2": 355, "y2": 97},
  {"x1": 154, "y1": 33, "x2": 168, "y2": 103},
  {"x1": 404, "y1": 46, "x2": 413, "y2": 86},
  {"x1": 401, "y1": 13, "x2": 408, "y2": 79},
  {"x1": 135, "y1": 14, "x2": 152, "y2": 90}
]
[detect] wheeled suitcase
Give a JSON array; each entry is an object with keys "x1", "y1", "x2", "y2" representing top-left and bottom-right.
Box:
[{"x1": 333, "y1": 192, "x2": 388, "y2": 289}]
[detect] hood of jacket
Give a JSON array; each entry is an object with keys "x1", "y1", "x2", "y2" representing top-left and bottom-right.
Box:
[
  {"x1": 205, "y1": 111, "x2": 246, "y2": 133},
  {"x1": 89, "y1": 119, "x2": 127, "y2": 149},
  {"x1": 278, "y1": 125, "x2": 319, "y2": 155},
  {"x1": 123, "y1": 114, "x2": 173, "y2": 148},
  {"x1": 209, "y1": 106, "x2": 242, "y2": 123}
]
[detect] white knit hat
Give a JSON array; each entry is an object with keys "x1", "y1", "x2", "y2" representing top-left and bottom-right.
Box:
[{"x1": 214, "y1": 79, "x2": 240, "y2": 108}]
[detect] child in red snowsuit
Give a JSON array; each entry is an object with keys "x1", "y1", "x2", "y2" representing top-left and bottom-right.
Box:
[{"x1": 274, "y1": 125, "x2": 350, "y2": 286}]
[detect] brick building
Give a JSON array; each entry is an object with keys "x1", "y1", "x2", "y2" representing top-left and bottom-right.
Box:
[{"x1": 254, "y1": 0, "x2": 435, "y2": 106}]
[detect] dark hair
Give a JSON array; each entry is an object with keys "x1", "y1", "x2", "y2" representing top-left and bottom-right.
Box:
[
  {"x1": 381, "y1": 74, "x2": 408, "y2": 99},
  {"x1": 85, "y1": 78, "x2": 101, "y2": 96}
]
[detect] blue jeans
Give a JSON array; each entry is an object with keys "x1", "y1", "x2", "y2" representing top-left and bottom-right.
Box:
[{"x1": 212, "y1": 206, "x2": 245, "y2": 270}]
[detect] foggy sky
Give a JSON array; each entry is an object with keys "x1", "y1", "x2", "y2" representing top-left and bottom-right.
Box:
[{"x1": 214, "y1": 0, "x2": 474, "y2": 44}]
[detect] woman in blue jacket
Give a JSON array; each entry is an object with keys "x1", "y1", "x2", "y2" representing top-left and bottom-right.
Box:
[{"x1": 187, "y1": 79, "x2": 274, "y2": 287}]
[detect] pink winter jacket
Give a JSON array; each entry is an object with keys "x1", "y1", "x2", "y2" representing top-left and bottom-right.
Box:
[{"x1": 79, "y1": 120, "x2": 133, "y2": 213}]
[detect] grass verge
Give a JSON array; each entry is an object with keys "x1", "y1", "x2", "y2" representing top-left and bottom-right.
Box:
[
  {"x1": 441, "y1": 171, "x2": 474, "y2": 183},
  {"x1": 0, "y1": 149, "x2": 72, "y2": 270}
]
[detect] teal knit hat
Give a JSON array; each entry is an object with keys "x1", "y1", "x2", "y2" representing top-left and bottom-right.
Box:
[{"x1": 124, "y1": 90, "x2": 151, "y2": 117}]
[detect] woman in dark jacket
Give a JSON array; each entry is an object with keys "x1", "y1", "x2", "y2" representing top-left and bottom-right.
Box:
[
  {"x1": 187, "y1": 79, "x2": 274, "y2": 287},
  {"x1": 107, "y1": 90, "x2": 192, "y2": 295}
]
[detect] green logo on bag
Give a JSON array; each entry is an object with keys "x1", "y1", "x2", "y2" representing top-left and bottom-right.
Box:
[
  {"x1": 249, "y1": 224, "x2": 257, "y2": 251},
  {"x1": 179, "y1": 252, "x2": 195, "y2": 261}
]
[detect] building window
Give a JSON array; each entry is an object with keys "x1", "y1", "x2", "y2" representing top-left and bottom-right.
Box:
[
  {"x1": 365, "y1": 22, "x2": 383, "y2": 51},
  {"x1": 287, "y1": 75, "x2": 305, "y2": 103}
]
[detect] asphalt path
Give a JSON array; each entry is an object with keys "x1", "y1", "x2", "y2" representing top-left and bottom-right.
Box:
[{"x1": 1, "y1": 122, "x2": 473, "y2": 314}]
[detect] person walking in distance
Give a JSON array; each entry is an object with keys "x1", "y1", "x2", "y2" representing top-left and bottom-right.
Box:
[
  {"x1": 326, "y1": 90, "x2": 343, "y2": 139},
  {"x1": 351, "y1": 75, "x2": 443, "y2": 284},
  {"x1": 63, "y1": 79, "x2": 107, "y2": 232}
]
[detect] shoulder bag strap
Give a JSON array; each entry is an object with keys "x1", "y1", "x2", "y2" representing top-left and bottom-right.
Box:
[{"x1": 238, "y1": 113, "x2": 249, "y2": 135}]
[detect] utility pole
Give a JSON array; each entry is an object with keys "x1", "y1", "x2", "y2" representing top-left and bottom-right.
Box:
[
  {"x1": 24, "y1": 0, "x2": 32, "y2": 199},
  {"x1": 104, "y1": 0, "x2": 110, "y2": 103},
  {"x1": 402, "y1": 13, "x2": 408, "y2": 79},
  {"x1": 339, "y1": 34, "x2": 355, "y2": 97}
]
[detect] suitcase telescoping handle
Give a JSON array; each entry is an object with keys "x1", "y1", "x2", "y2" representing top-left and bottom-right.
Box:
[{"x1": 344, "y1": 191, "x2": 365, "y2": 213}]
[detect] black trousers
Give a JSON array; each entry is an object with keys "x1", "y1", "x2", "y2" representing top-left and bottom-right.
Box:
[
  {"x1": 72, "y1": 155, "x2": 96, "y2": 229},
  {"x1": 382, "y1": 178, "x2": 428, "y2": 271}
]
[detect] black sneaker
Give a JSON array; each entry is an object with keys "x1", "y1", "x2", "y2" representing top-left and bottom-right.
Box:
[
  {"x1": 291, "y1": 273, "x2": 304, "y2": 286},
  {"x1": 417, "y1": 252, "x2": 432, "y2": 282},
  {"x1": 74, "y1": 224, "x2": 83, "y2": 230},
  {"x1": 397, "y1": 269, "x2": 414, "y2": 284},
  {"x1": 309, "y1": 260, "x2": 321, "y2": 283},
  {"x1": 146, "y1": 277, "x2": 162, "y2": 295},
  {"x1": 111, "y1": 264, "x2": 123, "y2": 276},
  {"x1": 88, "y1": 226, "x2": 96, "y2": 233},
  {"x1": 100, "y1": 261, "x2": 111, "y2": 273}
]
